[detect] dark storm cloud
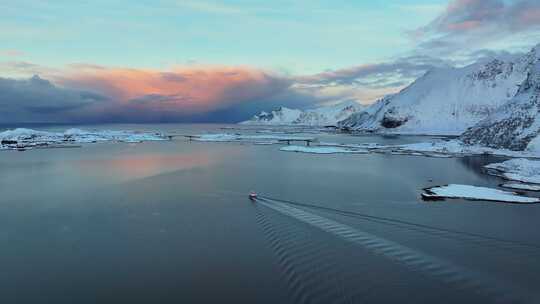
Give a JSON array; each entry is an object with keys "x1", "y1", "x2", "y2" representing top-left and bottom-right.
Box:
[
  {"x1": 128, "y1": 94, "x2": 193, "y2": 105},
  {"x1": 0, "y1": 75, "x2": 106, "y2": 122},
  {"x1": 0, "y1": 66, "x2": 316, "y2": 123}
]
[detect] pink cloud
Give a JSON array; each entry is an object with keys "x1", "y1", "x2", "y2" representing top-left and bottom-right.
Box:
[
  {"x1": 412, "y1": 0, "x2": 540, "y2": 54},
  {"x1": 56, "y1": 65, "x2": 291, "y2": 114},
  {"x1": 434, "y1": 0, "x2": 503, "y2": 34}
]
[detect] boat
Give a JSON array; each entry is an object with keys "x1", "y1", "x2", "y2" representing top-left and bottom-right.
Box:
[{"x1": 249, "y1": 191, "x2": 258, "y2": 200}]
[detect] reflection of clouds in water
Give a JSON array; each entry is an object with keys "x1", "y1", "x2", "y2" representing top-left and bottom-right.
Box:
[{"x1": 75, "y1": 152, "x2": 213, "y2": 181}]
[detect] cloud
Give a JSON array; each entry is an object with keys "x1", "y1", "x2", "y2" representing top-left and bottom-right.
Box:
[
  {"x1": 412, "y1": 0, "x2": 540, "y2": 55},
  {"x1": 0, "y1": 55, "x2": 451, "y2": 123},
  {"x1": 0, "y1": 64, "x2": 312, "y2": 122},
  {"x1": 0, "y1": 61, "x2": 59, "y2": 78},
  {"x1": 0, "y1": 75, "x2": 106, "y2": 122},
  {"x1": 290, "y1": 55, "x2": 452, "y2": 105},
  {"x1": 55, "y1": 66, "x2": 292, "y2": 116},
  {"x1": 297, "y1": 55, "x2": 450, "y2": 86},
  {"x1": 0, "y1": 49, "x2": 25, "y2": 57}
]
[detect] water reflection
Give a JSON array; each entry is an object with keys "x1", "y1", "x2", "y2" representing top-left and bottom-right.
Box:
[
  {"x1": 75, "y1": 153, "x2": 212, "y2": 182},
  {"x1": 458, "y1": 155, "x2": 509, "y2": 177}
]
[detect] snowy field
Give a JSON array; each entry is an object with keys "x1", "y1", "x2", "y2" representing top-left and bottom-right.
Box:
[{"x1": 0, "y1": 128, "x2": 167, "y2": 150}]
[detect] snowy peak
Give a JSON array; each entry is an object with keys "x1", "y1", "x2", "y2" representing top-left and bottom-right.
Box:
[
  {"x1": 339, "y1": 45, "x2": 540, "y2": 135},
  {"x1": 241, "y1": 107, "x2": 303, "y2": 125},
  {"x1": 240, "y1": 101, "x2": 365, "y2": 126}
]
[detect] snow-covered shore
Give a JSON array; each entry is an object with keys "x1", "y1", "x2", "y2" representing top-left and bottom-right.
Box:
[
  {"x1": 485, "y1": 159, "x2": 540, "y2": 184},
  {"x1": 422, "y1": 184, "x2": 540, "y2": 204},
  {"x1": 0, "y1": 128, "x2": 167, "y2": 150},
  {"x1": 500, "y1": 183, "x2": 540, "y2": 191},
  {"x1": 280, "y1": 139, "x2": 540, "y2": 158}
]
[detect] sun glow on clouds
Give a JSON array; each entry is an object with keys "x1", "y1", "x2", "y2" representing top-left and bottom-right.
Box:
[{"x1": 57, "y1": 65, "x2": 291, "y2": 114}]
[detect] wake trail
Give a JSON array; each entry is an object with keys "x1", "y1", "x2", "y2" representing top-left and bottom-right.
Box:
[
  {"x1": 256, "y1": 197, "x2": 539, "y2": 304},
  {"x1": 260, "y1": 195, "x2": 540, "y2": 252}
]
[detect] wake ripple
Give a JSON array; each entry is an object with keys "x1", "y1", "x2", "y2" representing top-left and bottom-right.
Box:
[{"x1": 256, "y1": 198, "x2": 538, "y2": 304}]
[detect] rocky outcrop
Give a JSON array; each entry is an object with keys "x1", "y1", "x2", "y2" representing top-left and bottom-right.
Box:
[{"x1": 461, "y1": 58, "x2": 540, "y2": 151}]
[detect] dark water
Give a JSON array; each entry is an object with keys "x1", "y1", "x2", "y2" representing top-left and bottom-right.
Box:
[{"x1": 1, "y1": 124, "x2": 539, "y2": 303}]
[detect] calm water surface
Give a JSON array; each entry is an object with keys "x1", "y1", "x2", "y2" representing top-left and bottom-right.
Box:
[{"x1": 1, "y1": 124, "x2": 539, "y2": 303}]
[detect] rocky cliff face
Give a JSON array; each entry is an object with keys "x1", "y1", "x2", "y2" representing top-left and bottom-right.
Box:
[{"x1": 461, "y1": 58, "x2": 540, "y2": 152}]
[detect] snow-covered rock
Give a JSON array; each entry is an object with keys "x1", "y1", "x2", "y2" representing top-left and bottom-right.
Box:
[
  {"x1": 241, "y1": 107, "x2": 303, "y2": 125},
  {"x1": 0, "y1": 128, "x2": 167, "y2": 150},
  {"x1": 500, "y1": 183, "x2": 540, "y2": 191},
  {"x1": 422, "y1": 184, "x2": 540, "y2": 203},
  {"x1": 485, "y1": 159, "x2": 540, "y2": 184},
  {"x1": 241, "y1": 101, "x2": 365, "y2": 126},
  {"x1": 461, "y1": 49, "x2": 540, "y2": 152},
  {"x1": 340, "y1": 45, "x2": 540, "y2": 135}
]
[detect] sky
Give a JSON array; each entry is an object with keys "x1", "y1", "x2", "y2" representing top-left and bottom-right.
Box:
[{"x1": 1, "y1": 0, "x2": 539, "y2": 123}]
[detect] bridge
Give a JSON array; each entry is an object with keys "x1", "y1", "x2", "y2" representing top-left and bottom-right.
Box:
[
  {"x1": 277, "y1": 138, "x2": 315, "y2": 146},
  {"x1": 174, "y1": 134, "x2": 316, "y2": 146}
]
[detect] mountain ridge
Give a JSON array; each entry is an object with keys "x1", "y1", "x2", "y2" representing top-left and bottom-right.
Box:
[
  {"x1": 240, "y1": 100, "x2": 365, "y2": 126},
  {"x1": 338, "y1": 48, "x2": 538, "y2": 135}
]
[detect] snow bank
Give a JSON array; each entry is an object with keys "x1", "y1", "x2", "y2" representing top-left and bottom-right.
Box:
[
  {"x1": 274, "y1": 139, "x2": 536, "y2": 158},
  {"x1": 422, "y1": 184, "x2": 540, "y2": 203},
  {"x1": 383, "y1": 140, "x2": 540, "y2": 158},
  {"x1": 485, "y1": 159, "x2": 540, "y2": 184},
  {"x1": 279, "y1": 145, "x2": 368, "y2": 154},
  {"x1": 314, "y1": 140, "x2": 478, "y2": 158},
  {"x1": 0, "y1": 128, "x2": 167, "y2": 150},
  {"x1": 500, "y1": 183, "x2": 540, "y2": 191}
]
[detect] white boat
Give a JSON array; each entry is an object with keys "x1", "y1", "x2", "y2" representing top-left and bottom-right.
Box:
[{"x1": 249, "y1": 191, "x2": 258, "y2": 200}]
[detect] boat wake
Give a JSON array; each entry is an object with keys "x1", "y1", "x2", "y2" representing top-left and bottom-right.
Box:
[{"x1": 254, "y1": 197, "x2": 538, "y2": 304}]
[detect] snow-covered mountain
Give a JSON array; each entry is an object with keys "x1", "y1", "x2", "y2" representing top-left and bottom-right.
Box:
[
  {"x1": 339, "y1": 46, "x2": 540, "y2": 135},
  {"x1": 461, "y1": 58, "x2": 540, "y2": 152},
  {"x1": 240, "y1": 101, "x2": 365, "y2": 126}
]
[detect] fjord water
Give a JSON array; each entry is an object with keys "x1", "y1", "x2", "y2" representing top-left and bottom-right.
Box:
[{"x1": 1, "y1": 124, "x2": 539, "y2": 303}]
